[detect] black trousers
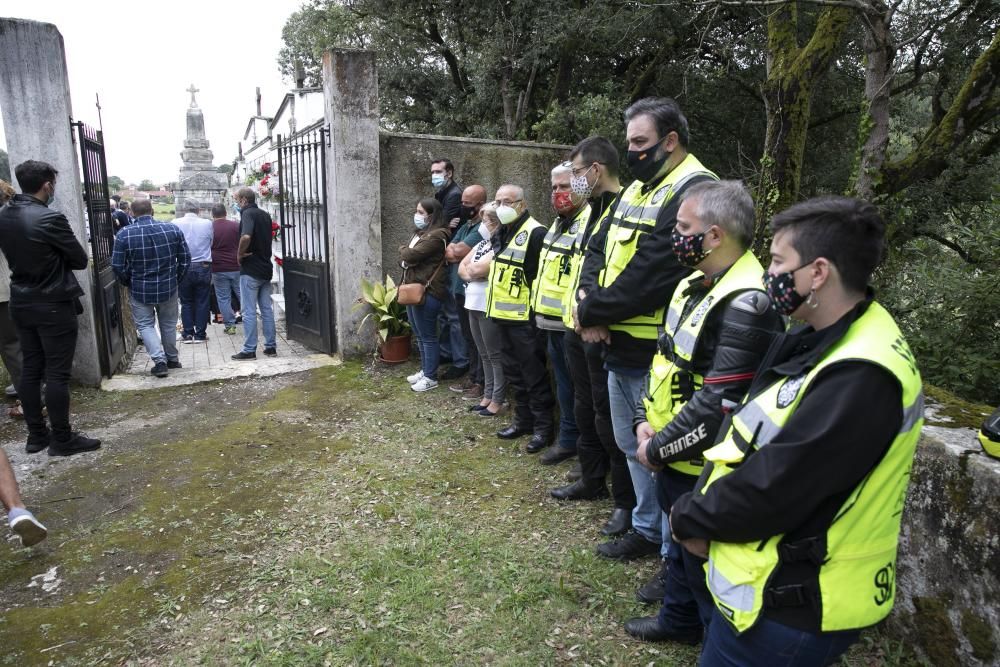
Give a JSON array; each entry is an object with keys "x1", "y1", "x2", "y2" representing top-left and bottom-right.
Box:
[
  {"x1": 10, "y1": 300, "x2": 78, "y2": 441},
  {"x1": 564, "y1": 329, "x2": 636, "y2": 510},
  {"x1": 456, "y1": 294, "x2": 483, "y2": 386},
  {"x1": 498, "y1": 322, "x2": 554, "y2": 437}
]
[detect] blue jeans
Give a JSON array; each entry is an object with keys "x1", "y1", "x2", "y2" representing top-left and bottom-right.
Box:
[
  {"x1": 608, "y1": 370, "x2": 667, "y2": 553},
  {"x1": 213, "y1": 271, "x2": 241, "y2": 326},
  {"x1": 179, "y1": 263, "x2": 212, "y2": 339},
  {"x1": 240, "y1": 274, "x2": 276, "y2": 353},
  {"x1": 547, "y1": 330, "x2": 580, "y2": 450},
  {"x1": 131, "y1": 294, "x2": 179, "y2": 365},
  {"x1": 699, "y1": 610, "x2": 860, "y2": 667},
  {"x1": 438, "y1": 289, "x2": 468, "y2": 367},
  {"x1": 657, "y1": 468, "x2": 709, "y2": 633},
  {"x1": 406, "y1": 293, "x2": 442, "y2": 380}
]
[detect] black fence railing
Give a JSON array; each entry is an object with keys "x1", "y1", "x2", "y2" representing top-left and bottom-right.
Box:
[{"x1": 277, "y1": 128, "x2": 328, "y2": 263}]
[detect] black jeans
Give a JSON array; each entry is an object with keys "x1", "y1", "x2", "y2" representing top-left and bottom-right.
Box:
[
  {"x1": 564, "y1": 329, "x2": 636, "y2": 510},
  {"x1": 10, "y1": 300, "x2": 78, "y2": 441},
  {"x1": 456, "y1": 294, "x2": 483, "y2": 385},
  {"x1": 498, "y1": 322, "x2": 554, "y2": 437}
]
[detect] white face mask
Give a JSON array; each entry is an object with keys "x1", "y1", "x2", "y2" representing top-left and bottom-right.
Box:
[
  {"x1": 414, "y1": 213, "x2": 427, "y2": 230},
  {"x1": 478, "y1": 221, "x2": 492, "y2": 239},
  {"x1": 496, "y1": 205, "x2": 519, "y2": 225}
]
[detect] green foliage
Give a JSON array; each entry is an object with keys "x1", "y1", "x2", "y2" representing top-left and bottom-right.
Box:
[
  {"x1": 108, "y1": 175, "x2": 124, "y2": 194},
  {"x1": 356, "y1": 274, "x2": 411, "y2": 343},
  {"x1": 137, "y1": 179, "x2": 156, "y2": 191},
  {"x1": 0, "y1": 148, "x2": 9, "y2": 182},
  {"x1": 217, "y1": 164, "x2": 233, "y2": 175}
]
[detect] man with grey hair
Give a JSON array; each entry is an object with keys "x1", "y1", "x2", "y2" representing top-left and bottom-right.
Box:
[
  {"x1": 622, "y1": 180, "x2": 784, "y2": 644},
  {"x1": 172, "y1": 200, "x2": 214, "y2": 342}
]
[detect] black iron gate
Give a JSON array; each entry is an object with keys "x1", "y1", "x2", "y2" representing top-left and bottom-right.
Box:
[
  {"x1": 277, "y1": 128, "x2": 334, "y2": 353},
  {"x1": 73, "y1": 120, "x2": 125, "y2": 377}
]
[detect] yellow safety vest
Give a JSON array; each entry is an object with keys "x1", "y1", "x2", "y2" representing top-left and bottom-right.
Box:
[
  {"x1": 486, "y1": 215, "x2": 544, "y2": 322},
  {"x1": 642, "y1": 251, "x2": 766, "y2": 476},
  {"x1": 561, "y1": 195, "x2": 620, "y2": 330},
  {"x1": 533, "y1": 205, "x2": 591, "y2": 321},
  {"x1": 599, "y1": 154, "x2": 717, "y2": 340},
  {"x1": 700, "y1": 302, "x2": 924, "y2": 634}
]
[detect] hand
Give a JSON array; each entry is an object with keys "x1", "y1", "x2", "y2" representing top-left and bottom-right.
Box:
[
  {"x1": 449, "y1": 217, "x2": 460, "y2": 230},
  {"x1": 637, "y1": 438, "x2": 661, "y2": 471},
  {"x1": 636, "y1": 421, "x2": 655, "y2": 443},
  {"x1": 680, "y1": 537, "x2": 710, "y2": 559},
  {"x1": 580, "y1": 325, "x2": 611, "y2": 344}
]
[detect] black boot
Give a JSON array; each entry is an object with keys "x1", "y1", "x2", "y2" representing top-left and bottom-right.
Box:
[
  {"x1": 600, "y1": 507, "x2": 632, "y2": 536},
  {"x1": 550, "y1": 478, "x2": 608, "y2": 501},
  {"x1": 636, "y1": 558, "x2": 669, "y2": 604}
]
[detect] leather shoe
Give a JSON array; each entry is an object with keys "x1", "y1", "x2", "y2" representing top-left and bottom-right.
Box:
[
  {"x1": 539, "y1": 445, "x2": 576, "y2": 465},
  {"x1": 550, "y1": 478, "x2": 608, "y2": 501},
  {"x1": 497, "y1": 425, "x2": 531, "y2": 439},
  {"x1": 600, "y1": 508, "x2": 633, "y2": 537},
  {"x1": 623, "y1": 616, "x2": 701, "y2": 645},
  {"x1": 566, "y1": 462, "x2": 582, "y2": 482},
  {"x1": 525, "y1": 434, "x2": 551, "y2": 453},
  {"x1": 636, "y1": 558, "x2": 669, "y2": 604}
]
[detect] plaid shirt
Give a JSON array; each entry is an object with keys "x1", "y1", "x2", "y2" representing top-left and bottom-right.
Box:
[{"x1": 111, "y1": 215, "x2": 191, "y2": 304}]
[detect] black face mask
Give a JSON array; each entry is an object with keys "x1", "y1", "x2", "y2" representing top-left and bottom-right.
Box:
[
  {"x1": 460, "y1": 205, "x2": 480, "y2": 221},
  {"x1": 627, "y1": 138, "x2": 669, "y2": 183}
]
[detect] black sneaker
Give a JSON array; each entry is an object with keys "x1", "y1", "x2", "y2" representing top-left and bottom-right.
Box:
[
  {"x1": 438, "y1": 365, "x2": 468, "y2": 381},
  {"x1": 49, "y1": 432, "x2": 102, "y2": 457},
  {"x1": 232, "y1": 351, "x2": 257, "y2": 360},
  {"x1": 151, "y1": 362, "x2": 168, "y2": 378},
  {"x1": 263, "y1": 347, "x2": 277, "y2": 357},
  {"x1": 596, "y1": 530, "x2": 661, "y2": 562},
  {"x1": 25, "y1": 431, "x2": 51, "y2": 454},
  {"x1": 167, "y1": 360, "x2": 183, "y2": 369},
  {"x1": 637, "y1": 558, "x2": 670, "y2": 604}
]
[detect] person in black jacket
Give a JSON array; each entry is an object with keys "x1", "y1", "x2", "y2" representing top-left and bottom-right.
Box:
[
  {"x1": 431, "y1": 158, "x2": 470, "y2": 377},
  {"x1": 0, "y1": 160, "x2": 101, "y2": 456},
  {"x1": 624, "y1": 180, "x2": 784, "y2": 644}
]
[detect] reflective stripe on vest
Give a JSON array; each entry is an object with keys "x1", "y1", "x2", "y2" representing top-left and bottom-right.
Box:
[
  {"x1": 642, "y1": 251, "x2": 766, "y2": 476},
  {"x1": 600, "y1": 154, "x2": 717, "y2": 340},
  {"x1": 533, "y1": 205, "x2": 590, "y2": 320},
  {"x1": 561, "y1": 197, "x2": 618, "y2": 330},
  {"x1": 486, "y1": 216, "x2": 544, "y2": 322},
  {"x1": 700, "y1": 302, "x2": 924, "y2": 634}
]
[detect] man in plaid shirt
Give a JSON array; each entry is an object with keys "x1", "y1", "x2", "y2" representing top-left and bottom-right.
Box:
[{"x1": 112, "y1": 199, "x2": 191, "y2": 378}]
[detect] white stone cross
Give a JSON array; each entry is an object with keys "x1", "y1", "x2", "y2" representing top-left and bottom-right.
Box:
[{"x1": 187, "y1": 84, "x2": 199, "y2": 108}]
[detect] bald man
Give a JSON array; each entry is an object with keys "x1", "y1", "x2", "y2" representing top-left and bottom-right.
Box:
[{"x1": 442, "y1": 184, "x2": 488, "y2": 393}]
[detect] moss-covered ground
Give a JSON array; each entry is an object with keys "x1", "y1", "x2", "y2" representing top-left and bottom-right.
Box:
[{"x1": 0, "y1": 361, "x2": 917, "y2": 665}]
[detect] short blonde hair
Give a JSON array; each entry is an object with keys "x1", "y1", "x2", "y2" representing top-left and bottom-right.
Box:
[{"x1": 0, "y1": 180, "x2": 14, "y2": 206}]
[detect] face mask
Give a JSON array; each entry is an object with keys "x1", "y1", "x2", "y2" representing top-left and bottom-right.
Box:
[
  {"x1": 233, "y1": 204, "x2": 242, "y2": 214},
  {"x1": 46, "y1": 183, "x2": 56, "y2": 206},
  {"x1": 671, "y1": 229, "x2": 711, "y2": 268},
  {"x1": 627, "y1": 138, "x2": 669, "y2": 183},
  {"x1": 478, "y1": 221, "x2": 492, "y2": 239},
  {"x1": 763, "y1": 263, "x2": 812, "y2": 316},
  {"x1": 431, "y1": 174, "x2": 447, "y2": 189},
  {"x1": 496, "y1": 205, "x2": 519, "y2": 225},
  {"x1": 551, "y1": 191, "x2": 575, "y2": 215},
  {"x1": 570, "y1": 165, "x2": 595, "y2": 198},
  {"x1": 414, "y1": 214, "x2": 428, "y2": 230},
  {"x1": 461, "y1": 205, "x2": 479, "y2": 220}
]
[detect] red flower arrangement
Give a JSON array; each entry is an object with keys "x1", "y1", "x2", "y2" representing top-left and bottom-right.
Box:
[
  {"x1": 274, "y1": 255, "x2": 283, "y2": 267},
  {"x1": 261, "y1": 162, "x2": 272, "y2": 174}
]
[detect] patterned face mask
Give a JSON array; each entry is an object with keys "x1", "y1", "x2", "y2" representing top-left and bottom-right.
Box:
[
  {"x1": 570, "y1": 164, "x2": 595, "y2": 197},
  {"x1": 763, "y1": 262, "x2": 812, "y2": 315},
  {"x1": 671, "y1": 229, "x2": 711, "y2": 268}
]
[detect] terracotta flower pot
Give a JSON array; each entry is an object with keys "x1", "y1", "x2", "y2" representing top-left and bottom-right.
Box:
[{"x1": 379, "y1": 334, "x2": 412, "y2": 364}]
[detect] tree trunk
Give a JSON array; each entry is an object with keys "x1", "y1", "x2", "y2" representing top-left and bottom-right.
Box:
[
  {"x1": 853, "y1": 6, "x2": 894, "y2": 201},
  {"x1": 753, "y1": 3, "x2": 855, "y2": 252}
]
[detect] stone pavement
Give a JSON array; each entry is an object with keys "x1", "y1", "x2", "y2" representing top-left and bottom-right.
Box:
[{"x1": 101, "y1": 318, "x2": 337, "y2": 391}]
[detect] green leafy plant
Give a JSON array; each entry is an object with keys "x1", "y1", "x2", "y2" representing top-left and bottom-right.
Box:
[{"x1": 356, "y1": 275, "x2": 411, "y2": 343}]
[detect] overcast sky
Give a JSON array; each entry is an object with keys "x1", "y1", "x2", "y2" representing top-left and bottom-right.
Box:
[{"x1": 0, "y1": 0, "x2": 303, "y2": 185}]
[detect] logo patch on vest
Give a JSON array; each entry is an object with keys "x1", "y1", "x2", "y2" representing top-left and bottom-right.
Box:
[
  {"x1": 651, "y1": 186, "x2": 670, "y2": 205},
  {"x1": 515, "y1": 231, "x2": 528, "y2": 245},
  {"x1": 776, "y1": 374, "x2": 807, "y2": 408},
  {"x1": 690, "y1": 295, "x2": 714, "y2": 327},
  {"x1": 569, "y1": 221, "x2": 579, "y2": 234}
]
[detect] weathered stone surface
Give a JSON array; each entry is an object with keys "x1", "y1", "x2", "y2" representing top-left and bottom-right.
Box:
[
  {"x1": 891, "y1": 416, "x2": 1000, "y2": 666},
  {"x1": 174, "y1": 87, "x2": 225, "y2": 211}
]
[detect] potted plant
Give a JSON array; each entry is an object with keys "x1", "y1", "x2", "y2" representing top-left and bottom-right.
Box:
[{"x1": 356, "y1": 275, "x2": 412, "y2": 363}]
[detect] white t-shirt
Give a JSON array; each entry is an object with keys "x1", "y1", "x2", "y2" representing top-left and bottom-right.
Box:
[{"x1": 463, "y1": 238, "x2": 494, "y2": 312}]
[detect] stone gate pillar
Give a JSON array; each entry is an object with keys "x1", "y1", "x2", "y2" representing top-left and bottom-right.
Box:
[
  {"x1": 322, "y1": 48, "x2": 383, "y2": 357},
  {"x1": 0, "y1": 18, "x2": 103, "y2": 385}
]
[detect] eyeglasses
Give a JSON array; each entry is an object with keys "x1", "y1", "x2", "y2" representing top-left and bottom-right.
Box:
[
  {"x1": 493, "y1": 198, "x2": 523, "y2": 206},
  {"x1": 567, "y1": 161, "x2": 595, "y2": 177}
]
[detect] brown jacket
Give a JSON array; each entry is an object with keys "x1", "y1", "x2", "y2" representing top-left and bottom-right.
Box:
[{"x1": 399, "y1": 227, "x2": 449, "y2": 301}]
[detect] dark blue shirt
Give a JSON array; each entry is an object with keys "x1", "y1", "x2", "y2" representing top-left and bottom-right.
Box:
[{"x1": 111, "y1": 215, "x2": 191, "y2": 304}]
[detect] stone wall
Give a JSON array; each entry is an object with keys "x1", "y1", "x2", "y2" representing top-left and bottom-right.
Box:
[
  {"x1": 890, "y1": 426, "x2": 999, "y2": 666},
  {"x1": 378, "y1": 132, "x2": 570, "y2": 276}
]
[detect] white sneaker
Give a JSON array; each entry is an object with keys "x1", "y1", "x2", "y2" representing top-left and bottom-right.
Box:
[
  {"x1": 10, "y1": 513, "x2": 47, "y2": 547},
  {"x1": 411, "y1": 377, "x2": 438, "y2": 392},
  {"x1": 406, "y1": 370, "x2": 425, "y2": 384}
]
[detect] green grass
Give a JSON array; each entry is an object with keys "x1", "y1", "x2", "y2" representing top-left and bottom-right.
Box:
[{"x1": 153, "y1": 202, "x2": 176, "y2": 220}]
